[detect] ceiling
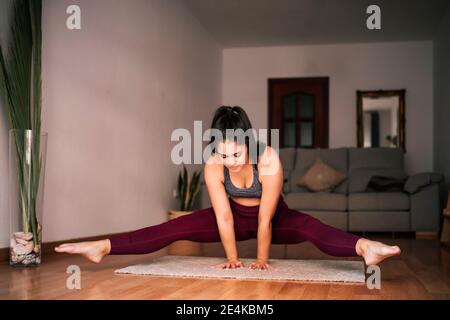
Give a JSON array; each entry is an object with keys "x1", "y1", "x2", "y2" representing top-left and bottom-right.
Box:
[{"x1": 183, "y1": 0, "x2": 449, "y2": 48}]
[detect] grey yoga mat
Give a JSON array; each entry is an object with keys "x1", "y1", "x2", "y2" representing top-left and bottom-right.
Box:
[{"x1": 114, "y1": 255, "x2": 366, "y2": 284}]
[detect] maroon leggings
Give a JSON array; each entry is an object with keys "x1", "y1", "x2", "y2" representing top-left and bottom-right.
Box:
[{"x1": 108, "y1": 195, "x2": 362, "y2": 257}]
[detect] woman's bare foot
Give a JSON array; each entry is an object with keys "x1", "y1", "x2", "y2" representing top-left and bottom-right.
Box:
[
  {"x1": 54, "y1": 239, "x2": 111, "y2": 263},
  {"x1": 356, "y1": 238, "x2": 401, "y2": 266}
]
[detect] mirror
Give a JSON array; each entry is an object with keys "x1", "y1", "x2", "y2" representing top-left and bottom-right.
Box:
[{"x1": 357, "y1": 89, "x2": 406, "y2": 152}]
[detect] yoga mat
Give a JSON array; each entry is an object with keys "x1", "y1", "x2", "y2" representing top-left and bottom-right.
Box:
[{"x1": 114, "y1": 255, "x2": 366, "y2": 284}]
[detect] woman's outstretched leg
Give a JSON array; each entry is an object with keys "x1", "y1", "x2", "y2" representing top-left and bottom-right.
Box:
[
  {"x1": 271, "y1": 205, "x2": 401, "y2": 265},
  {"x1": 107, "y1": 207, "x2": 222, "y2": 254},
  {"x1": 55, "y1": 207, "x2": 223, "y2": 263}
]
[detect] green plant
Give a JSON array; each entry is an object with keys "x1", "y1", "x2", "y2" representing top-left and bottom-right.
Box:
[
  {"x1": 177, "y1": 165, "x2": 202, "y2": 211},
  {"x1": 0, "y1": 0, "x2": 43, "y2": 246}
]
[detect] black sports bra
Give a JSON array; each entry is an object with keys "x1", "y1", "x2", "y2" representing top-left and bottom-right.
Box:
[{"x1": 223, "y1": 163, "x2": 262, "y2": 198}]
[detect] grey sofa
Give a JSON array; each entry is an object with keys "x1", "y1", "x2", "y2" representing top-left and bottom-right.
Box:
[
  {"x1": 279, "y1": 147, "x2": 444, "y2": 233},
  {"x1": 199, "y1": 147, "x2": 444, "y2": 233}
]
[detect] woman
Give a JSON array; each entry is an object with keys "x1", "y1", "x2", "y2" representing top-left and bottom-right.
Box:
[{"x1": 55, "y1": 106, "x2": 401, "y2": 270}]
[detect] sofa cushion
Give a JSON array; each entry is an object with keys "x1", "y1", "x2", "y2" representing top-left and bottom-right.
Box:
[
  {"x1": 285, "y1": 192, "x2": 347, "y2": 211},
  {"x1": 278, "y1": 148, "x2": 296, "y2": 171},
  {"x1": 295, "y1": 210, "x2": 348, "y2": 230},
  {"x1": 349, "y1": 211, "x2": 410, "y2": 232},
  {"x1": 290, "y1": 147, "x2": 348, "y2": 194},
  {"x1": 282, "y1": 169, "x2": 292, "y2": 194},
  {"x1": 348, "y1": 168, "x2": 407, "y2": 193},
  {"x1": 296, "y1": 157, "x2": 347, "y2": 192},
  {"x1": 348, "y1": 192, "x2": 410, "y2": 211},
  {"x1": 278, "y1": 148, "x2": 296, "y2": 193},
  {"x1": 348, "y1": 147, "x2": 404, "y2": 170}
]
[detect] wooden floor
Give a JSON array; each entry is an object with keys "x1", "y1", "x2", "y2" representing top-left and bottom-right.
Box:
[{"x1": 1, "y1": 236, "x2": 450, "y2": 300}]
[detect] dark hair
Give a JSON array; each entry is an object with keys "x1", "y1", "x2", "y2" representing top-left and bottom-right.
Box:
[{"x1": 209, "y1": 106, "x2": 263, "y2": 163}]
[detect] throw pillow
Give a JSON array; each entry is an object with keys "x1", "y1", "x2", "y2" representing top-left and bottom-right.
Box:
[{"x1": 297, "y1": 157, "x2": 347, "y2": 192}]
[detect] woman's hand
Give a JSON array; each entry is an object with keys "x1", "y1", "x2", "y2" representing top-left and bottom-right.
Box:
[
  {"x1": 248, "y1": 259, "x2": 272, "y2": 270},
  {"x1": 212, "y1": 258, "x2": 244, "y2": 269}
]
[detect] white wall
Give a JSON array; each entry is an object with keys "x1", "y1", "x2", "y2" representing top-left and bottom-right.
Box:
[
  {"x1": 0, "y1": 0, "x2": 222, "y2": 247},
  {"x1": 222, "y1": 41, "x2": 434, "y2": 174},
  {"x1": 433, "y1": 5, "x2": 450, "y2": 207}
]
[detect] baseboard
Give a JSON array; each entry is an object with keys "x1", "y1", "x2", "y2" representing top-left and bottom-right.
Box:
[
  {"x1": 415, "y1": 231, "x2": 439, "y2": 239},
  {"x1": 0, "y1": 232, "x2": 124, "y2": 263}
]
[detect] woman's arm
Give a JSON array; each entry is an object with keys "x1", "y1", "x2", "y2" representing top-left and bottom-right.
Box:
[
  {"x1": 255, "y1": 146, "x2": 283, "y2": 264},
  {"x1": 204, "y1": 159, "x2": 239, "y2": 262}
]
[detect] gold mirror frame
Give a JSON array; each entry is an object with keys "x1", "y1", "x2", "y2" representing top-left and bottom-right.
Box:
[{"x1": 357, "y1": 89, "x2": 406, "y2": 152}]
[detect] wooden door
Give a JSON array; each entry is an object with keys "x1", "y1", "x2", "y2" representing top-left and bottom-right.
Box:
[{"x1": 268, "y1": 77, "x2": 329, "y2": 148}]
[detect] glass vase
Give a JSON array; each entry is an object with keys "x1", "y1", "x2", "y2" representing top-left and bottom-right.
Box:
[{"x1": 9, "y1": 129, "x2": 48, "y2": 267}]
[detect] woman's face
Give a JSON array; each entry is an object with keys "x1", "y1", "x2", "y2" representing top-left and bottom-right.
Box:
[{"x1": 215, "y1": 139, "x2": 247, "y2": 172}]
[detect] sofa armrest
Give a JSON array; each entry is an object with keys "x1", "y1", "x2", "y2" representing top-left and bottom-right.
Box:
[
  {"x1": 404, "y1": 172, "x2": 444, "y2": 194},
  {"x1": 410, "y1": 183, "x2": 441, "y2": 232}
]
